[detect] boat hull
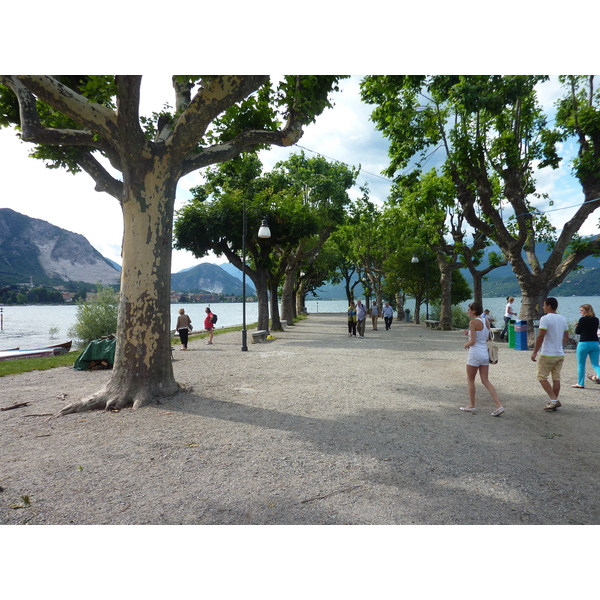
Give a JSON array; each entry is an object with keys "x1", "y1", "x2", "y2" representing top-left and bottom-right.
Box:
[{"x1": 0, "y1": 341, "x2": 72, "y2": 362}]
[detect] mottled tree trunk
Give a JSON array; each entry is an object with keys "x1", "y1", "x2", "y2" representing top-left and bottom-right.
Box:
[
  {"x1": 280, "y1": 264, "x2": 298, "y2": 325},
  {"x1": 516, "y1": 276, "x2": 550, "y2": 348},
  {"x1": 295, "y1": 283, "x2": 306, "y2": 317},
  {"x1": 396, "y1": 292, "x2": 404, "y2": 321},
  {"x1": 438, "y1": 258, "x2": 454, "y2": 330},
  {"x1": 269, "y1": 279, "x2": 281, "y2": 332},
  {"x1": 254, "y1": 269, "x2": 270, "y2": 333},
  {"x1": 58, "y1": 165, "x2": 180, "y2": 414}
]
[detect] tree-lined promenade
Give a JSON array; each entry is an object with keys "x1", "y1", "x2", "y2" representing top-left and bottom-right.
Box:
[{"x1": 1, "y1": 75, "x2": 599, "y2": 414}]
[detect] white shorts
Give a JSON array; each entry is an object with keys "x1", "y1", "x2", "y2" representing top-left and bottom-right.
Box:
[{"x1": 467, "y1": 347, "x2": 489, "y2": 367}]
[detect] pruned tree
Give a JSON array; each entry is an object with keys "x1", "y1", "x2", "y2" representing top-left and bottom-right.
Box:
[
  {"x1": 269, "y1": 152, "x2": 358, "y2": 324},
  {"x1": 0, "y1": 75, "x2": 345, "y2": 413},
  {"x1": 361, "y1": 75, "x2": 600, "y2": 342}
]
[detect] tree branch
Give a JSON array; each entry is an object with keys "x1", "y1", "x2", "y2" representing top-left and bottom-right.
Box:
[
  {"x1": 180, "y1": 124, "x2": 303, "y2": 177},
  {"x1": 15, "y1": 76, "x2": 117, "y2": 139},
  {"x1": 171, "y1": 76, "x2": 269, "y2": 156},
  {"x1": 75, "y1": 150, "x2": 123, "y2": 201},
  {"x1": 0, "y1": 76, "x2": 104, "y2": 148},
  {"x1": 115, "y1": 76, "x2": 146, "y2": 150}
]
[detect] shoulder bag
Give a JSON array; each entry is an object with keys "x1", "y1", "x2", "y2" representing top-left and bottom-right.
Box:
[{"x1": 487, "y1": 327, "x2": 499, "y2": 364}]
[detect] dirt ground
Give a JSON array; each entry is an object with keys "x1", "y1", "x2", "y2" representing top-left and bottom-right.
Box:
[{"x1": 1, "y1": 313, "x2": 600, "y2": 525}]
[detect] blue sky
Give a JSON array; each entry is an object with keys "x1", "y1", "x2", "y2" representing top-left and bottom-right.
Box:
[{"x1": 1, "y1": 75, "x2": 597, "y2": 273}]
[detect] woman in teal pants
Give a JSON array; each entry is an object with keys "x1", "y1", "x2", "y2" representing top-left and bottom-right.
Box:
[{"x1": 572, "y1": 304, "x2": 600, "y2": 388}]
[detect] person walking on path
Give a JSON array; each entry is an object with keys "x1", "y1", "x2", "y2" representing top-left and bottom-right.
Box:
[
  {"x1": 356, "y1": 300, "x2": 367, "y2": 338},
  {"x1": 572, "y1": 304, "x2": 600, "y2": 388},
  {"x1": 176, "y1": 308, "x2": 193, "y2": 351},
  {"x1": 371, "y1": 301, "x2": 379, "y2": 330},
  {"x1": 531, "y1": 297, "x2": 569, "y2": 411},
  {"x1": 204, "y1": 307, "x2": 215, "y2": 345},
  {"x1": 500, "y1": 296, "x2": 518, "y2": 341},
  {"x1": 382, "y1": 302, "x2": 394, "y2": 330},
  {"x1": 347, "y1": 300, "x2": 357, "y2": 337},
  {"x1": 460, "y1": 301, "x2": 504, "y2": 416}
]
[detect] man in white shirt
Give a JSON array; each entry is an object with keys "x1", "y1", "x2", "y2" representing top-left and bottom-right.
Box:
[
  {"x1": 356, "y1": 299, "x2": 367, "y2": 338},
  {"x1": 382, "y1": 302, "x2": 394, "y2": 330},
  {"x1": 531, "y1": 297, "x2": 569, "y2": 411}
]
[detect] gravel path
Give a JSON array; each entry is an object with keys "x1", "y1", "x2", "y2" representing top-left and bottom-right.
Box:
[{"x1": 1, "y1": 313, "x2": 599, "y2": 525}]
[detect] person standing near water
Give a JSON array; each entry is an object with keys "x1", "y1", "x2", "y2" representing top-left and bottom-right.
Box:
[
  {"x1": 176, "y1": 308, "x2": 192, "y2": 351},
  {"x1": 204, "y1": 307, "x2": 215, "y2": 345},
  {"x1": 500, "y1": 297, "x2": 518, "y2": 341}
]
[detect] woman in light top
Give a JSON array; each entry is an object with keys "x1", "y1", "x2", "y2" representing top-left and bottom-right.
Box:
[
  {"x1": 175, "y1": 308, "x2": 192, "y2": 350},
  {"x1": 461, "y1": 301, "x2": 504, "y2": 416}
]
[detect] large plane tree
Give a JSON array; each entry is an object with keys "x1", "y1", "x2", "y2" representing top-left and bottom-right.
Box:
[{"x1": 0, "y1": 75, "x2": 345, "y2": 414}]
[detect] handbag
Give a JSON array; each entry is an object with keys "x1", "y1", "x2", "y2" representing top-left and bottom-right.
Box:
[{"x1": 487, "y1": 332, "x2": 499, "y2": 364}]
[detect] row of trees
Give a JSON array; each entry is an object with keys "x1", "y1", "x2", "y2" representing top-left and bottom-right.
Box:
[
  {"x1": 360, "y1": 75, "x2": 600, "y2": 339},
  {"x1": 0, "y1": 284, "x2": 91, "y2": 305},
  {"x1": 174, "y1": 151, "x2": 474, "y2": 328},
  {"x1": 1, "y1": 75, "x2": 598, "y2": 414}
]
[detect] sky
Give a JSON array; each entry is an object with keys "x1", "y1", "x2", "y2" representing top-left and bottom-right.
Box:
[
  {"x1": 0, "y1": 75, "x2": 395, "y2": 272},
  {"x1": 1, "y1": 75, "x2": 597, "y2": 274}
]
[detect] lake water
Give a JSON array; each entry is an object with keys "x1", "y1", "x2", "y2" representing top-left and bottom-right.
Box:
[{"x1": 0, "y1": 296, "x2": 596, "y2": 351}]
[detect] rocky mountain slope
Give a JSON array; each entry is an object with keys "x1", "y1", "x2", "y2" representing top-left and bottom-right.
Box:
[
  {"x1": 170, "y1": 262, "x2": 255, "y2": 295},
  {"x1": 0, "y1": 208, "x2": 120, "y2": 286}
]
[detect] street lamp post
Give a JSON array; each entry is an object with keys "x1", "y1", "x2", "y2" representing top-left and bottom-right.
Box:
[
  {"x1": 241, "y1": 203, "x2": 271, "y2": 352},
  {"x1": 411, "y1": 253, "x2": 429, "y2": 321}
]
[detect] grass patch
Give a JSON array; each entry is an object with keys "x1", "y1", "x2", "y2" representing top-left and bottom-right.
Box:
[
  {"x1": 0, "y1": 351, "x2": 81, "y2": 378},
  {"x1": 3, "y1": 319, "x2": 290, "y2": 377},
  {"x1": 171, "y1": 323, "x2": 258, "y2": 346}
]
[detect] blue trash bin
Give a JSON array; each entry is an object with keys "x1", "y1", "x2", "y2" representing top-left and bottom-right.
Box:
[{"x1": 514, "y1": 320, "x2": 528, "y2": 350}]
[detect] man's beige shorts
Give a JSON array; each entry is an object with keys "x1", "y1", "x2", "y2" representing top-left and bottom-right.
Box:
[{"x1": 537, "y1": 355, "x2": 564, "y2": 381}]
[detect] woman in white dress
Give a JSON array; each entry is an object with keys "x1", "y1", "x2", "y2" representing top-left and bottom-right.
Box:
[{"x1": 461, "y1": 301, "x2": 505, "y2": 416}]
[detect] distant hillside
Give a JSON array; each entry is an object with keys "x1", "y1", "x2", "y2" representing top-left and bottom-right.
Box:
[
  {"x1": 218, "y1": 262, "x2": 256, "y2": 292},
  {"x1": 463, "y1": 244, "x2": 600, "y2": 297},
  {"x1": 0, "y1": 208, "x2": 120, "y2": 286},
  {"x1": 309, "y1": 243, "x2": 600, "y2": 300},
  {"x1": 171, "y1": 263, "x2": 253, "y2": 295}
]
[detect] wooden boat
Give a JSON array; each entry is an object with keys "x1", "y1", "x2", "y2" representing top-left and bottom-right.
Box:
[
  {"x1": 46, "y1": 341, "x2": 73, "y2": 354},
  {"x1": 0, "y1": 341, "x2": 72, "y2": 362}
]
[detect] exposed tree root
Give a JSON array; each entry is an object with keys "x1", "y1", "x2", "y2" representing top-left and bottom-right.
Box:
[{"x1": 53, "y1": 380, "x2": 183, "y2": 418}]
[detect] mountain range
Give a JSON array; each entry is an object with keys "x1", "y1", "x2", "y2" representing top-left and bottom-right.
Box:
[
  {"x1": 0, "y1": 209, "x2": 256, "y2": 295},
  {"x1": 0, "y1": 208, "x2": 120, "y2": 286},
  {"x1": 170, "y1": 262, "x2": 255, "y2": 295}
]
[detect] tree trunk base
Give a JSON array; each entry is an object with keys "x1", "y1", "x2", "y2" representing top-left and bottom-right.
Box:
[{"x1": 53, "y1": 379, "x2": 183, "y2": 417}]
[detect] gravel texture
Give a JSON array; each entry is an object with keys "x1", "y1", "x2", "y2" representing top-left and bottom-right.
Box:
[{"x1": 1, "y1": 313, "x2": 599, "y2": 525}]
